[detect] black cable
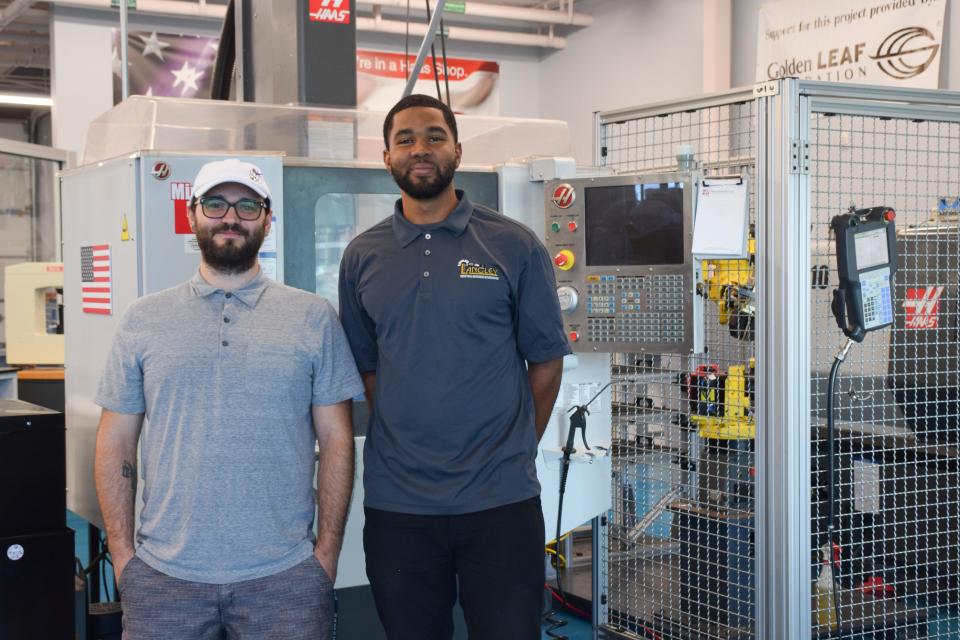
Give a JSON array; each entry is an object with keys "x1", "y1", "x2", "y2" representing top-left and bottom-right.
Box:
[
  {"x1": 541, "y1": 453, "x2": 572, "y2": 639},
  {"x1": 101, "y1": 533, "x2": 110, "y2": 602},
  {"x1": 542, "y1": 414, "x2": 575, "y2": 639},
  {"x1": 404, "y1": 0, "x2": 410, "y2": 82},
  {"x1": 542, "y1": 382, "x2": 612, "y2": 639},
  {"x1": 424, "y1": 0, "x2": 443, "y2": 101},
  {"x1": 438, "y1": 15, "x2": 451, "y2": 106},
  {"x1": 826, "y1": 338, "x2": 854, "y2": 632},
  {"x1": 542, "y1": 491, "x2": 569, "y2": 639}
]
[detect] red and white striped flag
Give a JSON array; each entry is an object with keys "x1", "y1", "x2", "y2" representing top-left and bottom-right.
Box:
[{"x1": 81, "y1": 244, "x2": 112, "y2": 315}]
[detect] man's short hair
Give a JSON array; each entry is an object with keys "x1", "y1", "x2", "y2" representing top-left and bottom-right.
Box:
[{"x1": 383, "y1": 94, "x2": 459, "y2": 148}]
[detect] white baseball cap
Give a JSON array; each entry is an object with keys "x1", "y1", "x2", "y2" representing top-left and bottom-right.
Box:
[{"x1": 192, "y1": 158, "x2": 272, "y2": 201}]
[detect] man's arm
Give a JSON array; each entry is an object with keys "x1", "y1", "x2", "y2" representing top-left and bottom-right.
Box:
[
  {"x1": 527, "y1": 357, "x2": 564, "y2": 441},
  {"x1": 361, "y1": 372, "x2": 376, "y2": 410},
  {"x1": 94, "y1": 408, "x2": 144, "y2": 580},
  {"x1": 312, "y1": 400, "x2": 355, "y2": 583}
]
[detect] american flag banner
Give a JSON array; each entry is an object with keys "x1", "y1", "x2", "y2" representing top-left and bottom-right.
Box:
[
  {"x1": 81, "y1": 245, "x2": 112, "y2": 315},
  {"x1": 112, "y1": 30, "x2": 219, "y2": 103}
]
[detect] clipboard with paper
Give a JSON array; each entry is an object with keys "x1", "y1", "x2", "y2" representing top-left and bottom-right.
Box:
[{"x1": 691, "y1": 176, "x2": 749, "y2": 258}]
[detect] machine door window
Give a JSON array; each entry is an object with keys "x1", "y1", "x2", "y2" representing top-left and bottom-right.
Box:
[{"x1": 314, "y1": 193, "x2": 396, "y2": 307}]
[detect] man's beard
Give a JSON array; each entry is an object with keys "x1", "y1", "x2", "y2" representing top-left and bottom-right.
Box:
[
  {"x1": 194, "y1": 221, "x2": 266, "y2": 275},
  {"x1": 391, "y1": 157, "x2": 456, "y2": 200}
]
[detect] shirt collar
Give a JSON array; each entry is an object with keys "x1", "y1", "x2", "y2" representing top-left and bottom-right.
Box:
[
  {"x1": 391, "y1": 189, "x2": 473, "y2": 248},
  {"x1": 189, "y1": 269, "x2": 270, "y2": 307}
]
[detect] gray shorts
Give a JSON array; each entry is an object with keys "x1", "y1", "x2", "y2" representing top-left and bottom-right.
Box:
[{"x1": 119, "y1": 555, "x2": 334, "y2": 640}]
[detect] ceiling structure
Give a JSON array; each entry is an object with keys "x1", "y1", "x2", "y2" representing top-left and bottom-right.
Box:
[
  {"x1": 0, "y1": 1, "x2": 51, "y2": 95},
  {"x1": 0, "y1": 0, "x2": 588, "y2": 96}
]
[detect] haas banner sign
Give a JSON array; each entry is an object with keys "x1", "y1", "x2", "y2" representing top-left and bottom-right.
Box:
[{"x1": 757, "y1": 0, "x2": 946, "y2": 89}]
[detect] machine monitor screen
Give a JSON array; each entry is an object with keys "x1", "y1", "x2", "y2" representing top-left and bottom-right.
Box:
[
  {"x1": 854, "y1": 228, "x2": 889, "y2": 270},
  {"x1": 584, "y1": 182, "x2": 685, "y2": 266}
]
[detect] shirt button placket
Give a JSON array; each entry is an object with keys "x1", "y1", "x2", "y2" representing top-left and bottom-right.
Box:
[
  {"x1": 421, "y1": 233, "x2": 433, "y2": 294},
  {"x1": 221, "y1": 292, "x2": 232, "y2": 353}
]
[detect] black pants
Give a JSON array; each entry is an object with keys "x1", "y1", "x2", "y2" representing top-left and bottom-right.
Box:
[{"x1": 363, "y1": 496, "x2": 545, "y2": 640}]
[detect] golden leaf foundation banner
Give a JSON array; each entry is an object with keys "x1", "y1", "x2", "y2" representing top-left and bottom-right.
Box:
[
  {"x1": 757, "y1": 0, "x2": 946, "y2": 88},
  {"x1": 356, "y1": 49, "x2": 499, "y2": 115}
]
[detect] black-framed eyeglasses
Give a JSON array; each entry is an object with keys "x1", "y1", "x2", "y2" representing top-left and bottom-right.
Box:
[{"x1": 198, "y1": 196, "x2": 267, "y2": 221}]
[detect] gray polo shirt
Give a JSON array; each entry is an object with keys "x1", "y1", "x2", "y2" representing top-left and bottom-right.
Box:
[
  {"x1": 339, "y1": 191, "x2": 570, "y2": 515},
  {"x1": 95, "y1": 271, "x2": 363, "y2": 584}
]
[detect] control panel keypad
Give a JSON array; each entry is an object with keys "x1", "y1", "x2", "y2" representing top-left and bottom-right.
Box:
[
  {"x1": 585, "y1": 274, "x2": 686, "y2": 344},
  {"x1": 860, "y1": 268, "x2": 893, "y2": 329}
]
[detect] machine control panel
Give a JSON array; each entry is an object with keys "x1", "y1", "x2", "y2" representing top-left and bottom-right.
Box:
[
  {"x1": 545, "y1": 173, "x2": 701, "y2": 353},
  {"x1": 831, "y1": 206, "x2": 898, "y2": 342}
]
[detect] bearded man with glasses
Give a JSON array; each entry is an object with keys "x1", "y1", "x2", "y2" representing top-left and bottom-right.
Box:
[{"x1": 93, "y1": 158, "x2": 362, "y2": 639}]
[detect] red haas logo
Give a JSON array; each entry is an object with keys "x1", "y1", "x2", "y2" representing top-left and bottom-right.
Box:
[
  {"x1": 903, "y1": 286, "x2": 944, "y2": 329},
  {"x1": 310, "y1": 0, "x2": 350, "y2": 24},
  {"x1": 152, "y1": 162, "x2": 170, "y2": 180},
  {"x1": 552, "y1": 184, "x2": 576, "y2": 209}
]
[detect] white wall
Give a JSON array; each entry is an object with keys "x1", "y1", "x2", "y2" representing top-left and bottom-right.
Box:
[
  {"x1": 733, "y1": 0, "x2": 959, "y2": 90},
  {"x1": 731, "y1": 0, "x2": 761, "y2": 89},
  {"x1": 539, "y1": 0, "x2": 705, "y2": 165},
  {"x1": 51, "y1": 9, "x2": 113, "y2": 158}
]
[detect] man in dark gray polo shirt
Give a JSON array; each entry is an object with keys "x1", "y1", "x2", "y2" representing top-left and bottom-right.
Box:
[
  {"x1": 94, "y1": 158, "x2": 363, "y2": 639},
  {"x1": 339, "y1": 94, "x2": 570, "y2": 639}
]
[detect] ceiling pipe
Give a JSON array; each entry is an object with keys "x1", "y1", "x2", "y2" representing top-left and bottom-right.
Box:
[
  {"x1": 0, "y1": 32, "x2": 51, "y2": 45},
  {"x1": 50, "y1": 0, "x2": 571, "y2": 48},
  {"x1": 52, "y1": 0, "x2": 589, "y2": 27},
  {"x1": 0, "y1": 54, "x2": 49, "y2": 68},
  {"x1": 356, "y1": 15, "x2": 565, "y2": 48},
  {"x1": 362, "y1": 0, "x2": 591, "y2": 27},
  {"x1": 53, "y1": 0, "x2": 227, "y2": 18},
  {"x1": 0, "y1": 0, "x2": 40, "y2": 31}
]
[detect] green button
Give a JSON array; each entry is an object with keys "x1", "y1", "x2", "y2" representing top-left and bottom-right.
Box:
[{"x1": 551, "y1": 222, "x2": 561, "y2": 232}]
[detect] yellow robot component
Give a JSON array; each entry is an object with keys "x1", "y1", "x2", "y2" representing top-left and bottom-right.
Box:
[
  {"x1": 702, "y1": 259, "x2": 753, "y2": 325},
  {"x1": 701, "y1": 235, "x2": 756, "y2": 325},
  {"x1": 689, "y1": 362, "x2": 756, "y2": 440}
]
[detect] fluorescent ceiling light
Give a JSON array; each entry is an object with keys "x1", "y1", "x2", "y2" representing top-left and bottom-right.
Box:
[{"x1": 0, "y1": 94, "x2": 52, "y2": 107}]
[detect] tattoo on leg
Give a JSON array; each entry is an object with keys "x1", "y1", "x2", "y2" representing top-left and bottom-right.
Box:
[{"x1": 122, "y1": 460, "x2": 136, "y2": 491}]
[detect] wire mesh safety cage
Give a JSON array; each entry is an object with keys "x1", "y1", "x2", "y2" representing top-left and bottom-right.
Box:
[
  {"x1": 594, "y1": 83, "x2": 960, "y2": 639},
  {"x1": 598, "y1": 96, "x2": 760, "y2": 640},
  {"x1": 808, "y1": 111, "x2": 960, "y2": 639}
]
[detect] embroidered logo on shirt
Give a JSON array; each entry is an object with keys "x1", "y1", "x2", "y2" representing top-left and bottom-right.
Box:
[{"x1": 457, "y1": 259, "x2": 500, "y2": 280}]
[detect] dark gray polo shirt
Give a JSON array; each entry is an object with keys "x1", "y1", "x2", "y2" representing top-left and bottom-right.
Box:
[
  {"x1": 339, "y1": 190, "x2": 570, "y2": 515},
  {"x1": 96, "y1": 271, "x2": 363, "y2": 583}
]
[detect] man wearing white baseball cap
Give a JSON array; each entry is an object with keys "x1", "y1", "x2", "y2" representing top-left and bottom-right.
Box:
[{"x1": 93, "y1": 158, "x2": 363, "y2": 639}]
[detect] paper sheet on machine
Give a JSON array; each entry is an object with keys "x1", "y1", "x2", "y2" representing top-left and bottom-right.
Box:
[{"x1": 691, "y1": 177, "x2": 749, "y2": 258}]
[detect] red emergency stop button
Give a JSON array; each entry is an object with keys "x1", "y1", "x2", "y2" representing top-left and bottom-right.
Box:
[
  {"x1": 568, "y1": 331, "x2": 580, "y2": 342},
  {"x1": 884, "y1": 209, "x2": 896, "y2": 222},
  {"x1": 567, "y1": 221, "x2": 578, "y2": 232},
  {"x1": 554, "y1": 249, "x2": 575, "y2": 271}
]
